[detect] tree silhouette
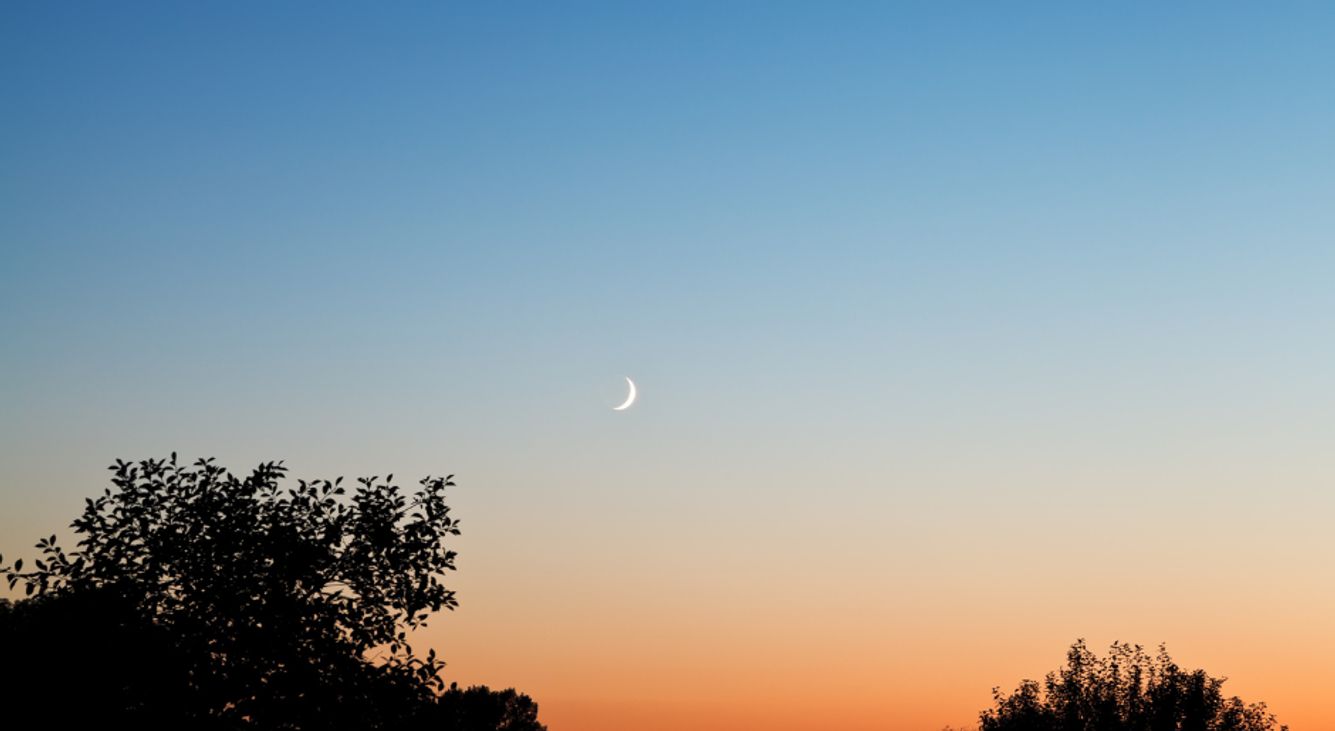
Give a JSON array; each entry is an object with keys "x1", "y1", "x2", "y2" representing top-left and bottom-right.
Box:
[
  {"x1": 0, "y1": 455, "x2": 545, "y2": 731},
  {"x1": 428, "y1": 683, "x2": 547, "y2": 731},
  {"x1": 978, "y1": 639, "x2": 1286, "y2": 731}
]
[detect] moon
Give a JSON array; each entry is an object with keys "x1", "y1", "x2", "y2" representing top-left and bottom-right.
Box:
[{"x1": 612, "y1": 377, "x2": 637, "y2": 411}]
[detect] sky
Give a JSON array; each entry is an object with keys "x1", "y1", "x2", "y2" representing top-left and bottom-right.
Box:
[{"x1": 4, "y1": 3, "x2": 1335, "y2": 728}]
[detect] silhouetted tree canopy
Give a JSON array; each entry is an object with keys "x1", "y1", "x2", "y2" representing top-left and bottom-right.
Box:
[
  {"x1": 428, "y1": 683, "x2": 547, "y2": 731},
  {"x1": 0, "y1": 455, "x2": 545, "y2": 731},
  {"x1": 978, "y1": 639, "x2": 1286, "y2": 731}
]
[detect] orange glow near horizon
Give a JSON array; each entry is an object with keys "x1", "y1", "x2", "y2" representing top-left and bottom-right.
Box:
[
  {"x1": 4, "y1": 449, "x2": 1331, "y2": 729},
  {"x1": 411, "y1": 480, "x2": 1333, "y2": 730}
]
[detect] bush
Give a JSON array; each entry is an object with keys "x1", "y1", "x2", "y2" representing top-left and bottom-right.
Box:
[{"x1": 979, "y1": 639, "x2": 1286, "y2": 731}]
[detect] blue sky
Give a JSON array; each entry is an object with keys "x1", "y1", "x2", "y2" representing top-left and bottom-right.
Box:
[
  {"x1": 6, "y1": 2, "x2": 1335, "y2": 461},
  {"x1": 7, "y1": 0, "x2": 1335, "y2": 511}
]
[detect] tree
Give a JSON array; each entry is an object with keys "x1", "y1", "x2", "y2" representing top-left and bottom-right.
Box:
[
  {"x1": 0, "y1": 455, "x2": 545, "y2": 731},
  {"x1": 428, "y1": 683, "x2": 548, "y2": 731},
  {"x1": 0, "y1": 586, "x2": 197, "y2": 727},
  {"x1": 978, "y1": 639, "x2": 1286, "y2": 731}
]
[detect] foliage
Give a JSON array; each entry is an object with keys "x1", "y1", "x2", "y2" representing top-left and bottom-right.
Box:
[
  {"x1": 427, "y1": 683, "x2": 548, "y2": 731},
  {"x1": 978, "y1": 639, "x2": 1286, "y2": 731},
  {"x1": 0, "y1": 587, "x2": 196, "y2": 727},
  {"x1": 0, "y1": 455, "x2": 544, "y2": 730}
]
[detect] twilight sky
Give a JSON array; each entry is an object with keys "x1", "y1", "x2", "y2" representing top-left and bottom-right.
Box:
[{"x1": 4, "y1": 3, "x2": 1335, "y2": 729}]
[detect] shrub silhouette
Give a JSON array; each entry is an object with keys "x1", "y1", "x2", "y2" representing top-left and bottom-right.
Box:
[
  {"x1": 427, "y1": 684, "x2": 547, "y2": 731},
  {"x1": 0, "y1": 455, "x2": 545, "y2": 731},
  {"x1": 978, "y1": 639, "x2": 1286, "y2": 731},
  {"x1": 0, "y1": 586, "x2": 197, "y2": 727}
]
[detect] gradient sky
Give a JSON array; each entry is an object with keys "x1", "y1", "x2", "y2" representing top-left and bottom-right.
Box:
[{"x1": 4, "y1": 3, "x2": 1335, "y2": 729}]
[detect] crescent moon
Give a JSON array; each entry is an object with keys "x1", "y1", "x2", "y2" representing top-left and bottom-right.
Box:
[{"x1": 613, "y1": 377, "x2": 637, "y2": 411}]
